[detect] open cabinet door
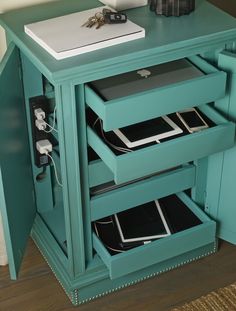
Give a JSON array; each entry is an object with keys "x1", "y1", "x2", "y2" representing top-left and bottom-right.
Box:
[
  {"x1": 0, "y1": 44, "x2": 36, "y2": 279},
  {"x1": 206, "y1": 51, "x2": 236, "y2": 245}
]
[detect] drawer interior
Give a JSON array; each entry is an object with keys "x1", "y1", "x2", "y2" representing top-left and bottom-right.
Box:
[
  {"x1": 85, "y1": 56, "x2": 227, "y2": 131},
  {"x1": 87, "y1": 105, "x2": 235, "y2": 184},
  {"x1": 93, "y1": 192, "x2": 216, "y2": 279}
]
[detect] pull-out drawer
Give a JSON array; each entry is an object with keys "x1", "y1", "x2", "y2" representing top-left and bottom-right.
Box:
[
  {"x1": 85, "y1": 56, "x2": 227, "y2": 131},
  {"x1": 93, "y1": 192, "x2": 216, "y2": 280},
  {"x1": 90, "y1": 165, "x2": 196, "y2": 221},
  {"x1": 87, "y1": 105, "x2": 235, "y2": 184}
]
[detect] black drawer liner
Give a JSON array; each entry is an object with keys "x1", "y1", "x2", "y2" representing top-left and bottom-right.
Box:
[{"x1": 93, "y1": 194, "x2": 202, "y2": 256}]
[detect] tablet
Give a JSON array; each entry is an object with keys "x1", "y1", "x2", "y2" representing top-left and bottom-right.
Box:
[
  {"x1": 113, "y1": 116, "x2": 183, "y2": 148},
  {"x1": 114, "y1": 200, "x2": 171, "y2": 243}
]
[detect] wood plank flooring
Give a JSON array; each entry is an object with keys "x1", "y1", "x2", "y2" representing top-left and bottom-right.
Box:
[{"x1": 1, "y1": 240, "x2": 236, "y2": 311}]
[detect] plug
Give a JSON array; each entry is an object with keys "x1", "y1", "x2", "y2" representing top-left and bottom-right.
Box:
[
  {"x1": 34, "y1": 108, "x2": 45, "y2": 120},
  {"x1": 35, "y1": 119, "x2": 47, "y2": 131},
  {"x1": 36, "y1": 139, "x2": 52, "y2": 155}
]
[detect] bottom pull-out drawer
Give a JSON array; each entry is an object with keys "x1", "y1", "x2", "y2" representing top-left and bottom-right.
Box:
[{"x1": 93, "y1": 192, "x2": 216, "y2": 279}]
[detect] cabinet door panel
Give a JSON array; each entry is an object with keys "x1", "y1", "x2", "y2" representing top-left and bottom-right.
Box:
[
  {"x1": 0, "y1": 44, "x2": 36, "y2": 279},
  {"x1": 206, "y1": 51, "x2": 236, "y2": 245}
]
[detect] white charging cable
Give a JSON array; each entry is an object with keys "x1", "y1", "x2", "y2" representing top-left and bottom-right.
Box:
[
  {"x1": 43, "y1": 105, "x2": 58, "y2": 133},
  {"x1": 93, "y1": 117, "x2": 132, "y2": 154},
  {"x1": 47, "y1": 153, "x2": 63, "y2": 187},
  {"x1": 94, "y1": 223, "x2": 125, "y2": 253}
]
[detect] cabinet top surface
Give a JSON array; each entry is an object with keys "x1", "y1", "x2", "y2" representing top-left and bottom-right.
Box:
[{"x1": 1, "y1": 0, "x2": 236, "y2": 83}]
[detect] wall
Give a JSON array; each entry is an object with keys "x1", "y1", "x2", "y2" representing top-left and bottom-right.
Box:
[{"x1": 0, "y1": 0, "x2": 58, "y2": 59}]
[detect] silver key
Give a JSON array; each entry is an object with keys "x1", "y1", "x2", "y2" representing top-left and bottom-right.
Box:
[
  {"x1": 81, "y1": 16, "x2": 93, "y2": 27},
  {"x1": 96, "y1": 17, "x2": 105, "y2": 29},
  {"x1": 81, "y1": 16, "x2": 97, "y2": 27},
  {"x1": 87, "y1": 16, "x2": 98, "y2": 28}
]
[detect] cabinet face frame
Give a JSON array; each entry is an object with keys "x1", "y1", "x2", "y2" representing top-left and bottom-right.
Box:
[{"x1": 20, "y1": 51, "x2": 89, "y2": 278}]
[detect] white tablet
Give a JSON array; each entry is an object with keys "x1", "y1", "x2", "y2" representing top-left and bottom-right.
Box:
[
  {"x1": 113, "y1": 116, "x2": 183, "y2": 148},
  {"x1": 114, "y1": 200, "x2": 171, "y2": 243}
]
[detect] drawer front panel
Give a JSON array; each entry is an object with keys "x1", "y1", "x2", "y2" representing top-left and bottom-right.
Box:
[
  {"x1": 85, "y1": 56, "x2": 227, "y2": 131},
  {"x1": 93, "y1": 192, "x2": 216, "y2": 279},
  {"x1": 89, "y1": 160, "x2": 114, "y2": 188},
  {"x1": 91, "y1": 165, "x2": 196, "y2": 221},
  {"x1": 87, "y1": 106, "x2": 235, "y2": 184}
]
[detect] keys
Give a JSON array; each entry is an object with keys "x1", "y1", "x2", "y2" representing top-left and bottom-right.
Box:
[
  {"x1": 81, "y1": 13, "x2": 104, "y2": 29},
  {"x1": 96, "y1": 17, "x2": 105, "y2": 29},
  {"x1": 81, "y1": 9, "x2": 127, "y2": 29},
  {"x1": 81, "y1": 16, "x2": 98, "y2": 28}
]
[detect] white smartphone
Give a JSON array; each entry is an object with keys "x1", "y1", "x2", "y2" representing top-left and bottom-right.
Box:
[{"x1": 176, "y1": 108, "x2": 209, "y2": 133}]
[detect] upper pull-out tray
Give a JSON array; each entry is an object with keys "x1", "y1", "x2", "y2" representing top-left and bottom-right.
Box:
[
  {"x1": 87, "y1": 105, "x2": 235, "y2": 184},
  {"x1": 85, "y1": 56, "x2": 227, "y2": 131}
]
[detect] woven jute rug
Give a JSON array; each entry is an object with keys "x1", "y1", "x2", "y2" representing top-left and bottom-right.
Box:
[{"x1": 172, "y1": 282, "x2": 236, "y2": 311}]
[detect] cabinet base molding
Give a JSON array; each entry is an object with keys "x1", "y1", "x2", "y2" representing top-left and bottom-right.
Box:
[{"x1": 32, "y1": 220, "x2": 217, "y2": 306}]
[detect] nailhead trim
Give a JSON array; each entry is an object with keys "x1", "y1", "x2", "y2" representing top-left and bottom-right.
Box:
[
  {"x1": 32, "y1": 237, "x2": 76, "y2": 304},
  {"x1": 33, "y1": 236, "x2": 216, "y2": 306},
  {"x1": 75, "y1": 244, "x2": 217, "y2": 305}
]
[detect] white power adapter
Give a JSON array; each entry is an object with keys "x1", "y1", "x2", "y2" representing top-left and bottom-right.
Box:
[
  {"x1": 35, "y1": 119, "x2": 47, "y2": 131},
  {"x1": 36, "y1": 139, "x2": 52, "y2": 155},
  {"x1": 34, "y1": 108, "x2": 46, "y2": 120}
]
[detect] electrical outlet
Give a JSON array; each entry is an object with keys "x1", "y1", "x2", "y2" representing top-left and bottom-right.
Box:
[{"x1": 29, "y1": 95, "x2": 51, "y2": 168}]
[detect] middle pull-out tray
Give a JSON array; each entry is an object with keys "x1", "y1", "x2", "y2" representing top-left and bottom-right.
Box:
[
  {"x1": 87, "y1": 105, "x2": 235, "y2": 184},
  {"x1": 85, "y1": 56, "x2": 227, "y2": 131},
  {"x1": 93, "y1": 192, "x2": 216, "y2": 280}
]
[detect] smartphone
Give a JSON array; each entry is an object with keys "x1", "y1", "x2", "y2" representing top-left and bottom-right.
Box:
[{"x1": 176, "y1": 108, "x2": 209, "y2": 133}]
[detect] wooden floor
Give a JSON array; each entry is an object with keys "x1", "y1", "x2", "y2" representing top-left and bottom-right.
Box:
[
  {"x1": 1, "y1": 240, "x2": 236, "y2": 311},
  {"x1": 1, "y1": 1, "x2": 236, "y2": 310}
]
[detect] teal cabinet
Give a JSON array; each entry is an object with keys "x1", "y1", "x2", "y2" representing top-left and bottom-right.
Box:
[{"x1": 1, "y1": 0, "x2": 236, "y2": 305}]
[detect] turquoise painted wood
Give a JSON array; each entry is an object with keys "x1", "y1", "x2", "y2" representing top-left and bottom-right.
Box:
[
  {"x1": 93, "y1": 192, "x2": 216, "y2": 279},
  {"x1": 206, "y1": 51, "x2": 236, "y2": 244},
  {"x1": 88, "y1": 105, "x2": 235, "y2": 184},
  {"x1": 1, "y1": 0, "x2": 236, "y2": 84},
  {"x1": 0, "y1": 44, "x2": 35, "y2": 279},
  {"x1": 91, "y1": 165, "x2": 196, "y2": 221},
  {"x1": 55, "y1": 83, "x2": 87, "y2": 276},
  {"x1": 85, "y1": 56, "x2": 227, "y2": 131},
  {"x1": 88, "y1": 160, "x2": 114, "y2": 188},
  {"x1": 74, "y1": 84, "x2": 94, "y2": 263},
  {"x1": 76, "y1": 243, "x2": 216, "y2": 304},
  {"x1": 31, "y1": 214, "x2": 216, "y2": 305},
  {"x1": 1, "y1": 0, "x2": 236, "y2": 305}
]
